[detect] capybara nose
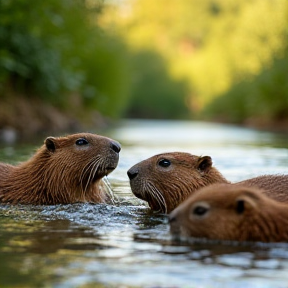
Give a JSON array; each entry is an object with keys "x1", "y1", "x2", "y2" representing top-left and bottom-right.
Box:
[
  {"x1": 127, "y1": 168, "x2": 139, "y2": 180},
  {"x1": 110, "y1": 141, "x2": 121, "y2": 153}
]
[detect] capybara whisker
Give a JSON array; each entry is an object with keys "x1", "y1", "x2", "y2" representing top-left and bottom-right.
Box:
[
  {"x1": 84, "y1": 158, "x2": 101, "y2": 193},
  {"x1": 80, "y1": 156, "x2": 99, "y2": 184},
  {"x1": 147, "y1": 182, "x2": 167, "y2": 213}
]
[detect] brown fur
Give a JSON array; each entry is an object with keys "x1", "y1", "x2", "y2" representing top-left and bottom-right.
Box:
[
  {"x1": 127, "y1": 152, "x2": 228, "y2": 213},
  {"x1": 169, "y1": 184, "x2": 288, "y2": 243},
  {"x1": 127, "y1": 152, "x2": 288, "y2": 213},
  {"x1": 0, "y1": 133, "x2": 121, "y2": 205}
]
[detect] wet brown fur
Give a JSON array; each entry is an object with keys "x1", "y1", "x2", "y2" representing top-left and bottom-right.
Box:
[
  {"x1": 169, "y1": 184, "x2": 288, "y2": 243},
  {"x1": 127, "y1": 152, "x2": 228, "y2": 213},
  {"x1": 0, "y1": 133, "x2": 120, "y2": 205},
  {"x1": 127, "y1": 152, "x2": 288, "y2": 213}
]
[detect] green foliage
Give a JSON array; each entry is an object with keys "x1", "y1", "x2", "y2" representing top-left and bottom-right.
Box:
[
  {"x1": 2, "y1": 0, "x2": 288, "y2": 125},
  {"x1": 125, "y1": 50, "x2": 190, "y2": 119},
  {"x1": 79, "y1": 33, "x2": 131, "y2": 117},
  {"x1": 0, "y1": 0, "x2": 131, "y2": 118},
  {"x1": 109, "y1": 0, "x2": 288, "y2": 123},
  {"x1": 0, "y1": 0, "x2": 79, "y2": 100},
  {"x1": 203, "y1": 51, "x2": 288, "y2": 124}
]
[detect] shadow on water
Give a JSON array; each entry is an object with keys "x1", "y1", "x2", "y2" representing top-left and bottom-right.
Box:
[{"x1": 1, "y1": 120, "x2": 288, "y2": 287}]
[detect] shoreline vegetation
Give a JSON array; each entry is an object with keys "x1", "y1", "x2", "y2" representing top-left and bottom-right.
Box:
[{"x1": 1, "y1": 0, "x2": 288, "y2": 143}]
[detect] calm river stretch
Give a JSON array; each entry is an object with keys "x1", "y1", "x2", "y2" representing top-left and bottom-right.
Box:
[{"x1": 1, "y1": 119, "x2": 288, "y2": 288}]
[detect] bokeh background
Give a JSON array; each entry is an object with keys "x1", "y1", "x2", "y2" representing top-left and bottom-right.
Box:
[{"x1": 1, "y1": 0, "x2": 288, "y2": 138}]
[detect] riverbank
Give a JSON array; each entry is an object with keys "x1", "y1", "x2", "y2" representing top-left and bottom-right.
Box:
[
  {"x1": 1, "y1": 96, "x2": 288, "y2": 145},
  {"x1": 0, "y1": 97, "x2": 111, "y2": 144}
]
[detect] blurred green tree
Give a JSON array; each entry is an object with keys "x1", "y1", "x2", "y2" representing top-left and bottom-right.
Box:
[
  {"x1": 0, "y1": 0, "x2": 131, "y2": 120},
  {"x1": 126, "y1": 50, "x2": 189, "y2": 119},
  {"x1": 203, "y1": 51, "x2": 288, "y2": 127},
  {"x1": 2, "y1": 0, "x2": 288, "y2": 130},
  {"x1": 105, "y1": 0, "x2": 288, "y2": 125}
]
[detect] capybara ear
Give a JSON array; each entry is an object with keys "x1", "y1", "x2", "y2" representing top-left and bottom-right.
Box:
[
  {"x1": 45, "y1": 137, "x2": 57, "y2": 152},
  {"x1": 197, "y1": 156, "x2": 212, "y2": 172},
  {"x1": 235, "y1": 193, "x2": 258, "y2": 214}
]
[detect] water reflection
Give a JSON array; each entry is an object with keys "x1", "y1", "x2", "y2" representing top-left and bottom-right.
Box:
[
  {"x1": 1, "y1": 120, "x2": 288, "y2": 288},
  {"x1": 112, "y1": 119, "x2": 278, "y2": 147}
]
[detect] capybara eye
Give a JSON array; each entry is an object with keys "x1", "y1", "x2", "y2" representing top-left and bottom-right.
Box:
[
  {"x1": 193, "y1": 206, "x2": 208, "y2": 216},
  {"x1": 158, "y1": 159, "x2": 171, "y2": 167},
  {"x1": 75, "y1": 138, "x2": 89, "y2": 146}
]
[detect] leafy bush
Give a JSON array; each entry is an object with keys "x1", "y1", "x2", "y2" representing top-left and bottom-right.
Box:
[{"x1": 0, "y1": 0, "x2": 131, "y2": 117}]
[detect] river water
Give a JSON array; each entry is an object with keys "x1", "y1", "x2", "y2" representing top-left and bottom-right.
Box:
[{"x1": 1, "y1": 119, "x2": 288, "y2": 288}]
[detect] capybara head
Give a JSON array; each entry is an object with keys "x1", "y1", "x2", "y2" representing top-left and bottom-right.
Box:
[
  {"x1": 42, "y1": 133, "x2": 121, "y2": 193},
  {"x1": 169, "y1": 184, "x2": 288, "y2": 243},
  {"x1": 127, "y1": 152, "x2": 227, "y2": 213}
]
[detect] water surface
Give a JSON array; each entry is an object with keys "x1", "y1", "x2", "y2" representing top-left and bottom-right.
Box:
[{"x1": 1, "y1": 120, "x2": 288, "y2": 288}]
